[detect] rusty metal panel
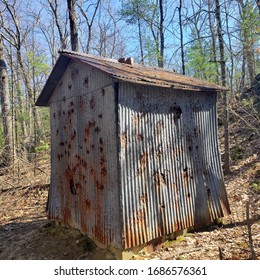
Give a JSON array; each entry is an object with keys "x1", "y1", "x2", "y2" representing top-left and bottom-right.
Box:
[
  {"x1": 48, "y1": 62, "x2": 122, "y2": 249},
  {"x1": 36, "y1": 50, "x2": 226, "y2": 106},
  {"x1": 61, "y1": 50, "x2": 224, "y2": 91},
  {"x1": 118, "y1": 83, "x2": 230, "y2": 249}
]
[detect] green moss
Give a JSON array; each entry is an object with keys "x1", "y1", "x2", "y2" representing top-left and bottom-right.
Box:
[
  {"x1": 231, "y1": 146, "x2": 244, "y2": 161},
  {"x1": 251, "y1": 180, "x2": 260, "y2": 192}
]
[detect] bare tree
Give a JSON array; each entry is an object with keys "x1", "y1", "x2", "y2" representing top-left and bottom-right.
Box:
[
  {"x1": 207, "y1": 0, "x2": 219, "y2": 84},
  {"x1": 158, "y1": 0, "x2": 164, "y2": 67},
  {"x1": 47, "y1": 0, "x2": 68, "y2": 50},
  {"x1": 0, "y1": 35, "x2": 14, "y2": 166},
  {"x1": 215, "y1": 0, "x2": 230, "y2": 173},
  {"x1": 0, "y1": 0, "x2": 40, "y2": 145},
  {"x1": 77, "y1": 0, "x2": 101, "y2": 53},
  {"x1": 178, "y1": 0, "x2": 185, "y2": 74},
  {"x1": 223, "y1": 1, "x2": 233, "y2": 94},
  {"x1": 67, "y1": 0, "x2": 79, "y2": 51}
]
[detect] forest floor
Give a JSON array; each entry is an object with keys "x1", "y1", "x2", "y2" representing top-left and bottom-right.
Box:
[{"x1": 0, "y1": 119, "x2": 259, "y2": 260}]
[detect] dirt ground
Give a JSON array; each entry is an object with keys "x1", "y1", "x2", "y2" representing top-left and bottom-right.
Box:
[{"x1": 0, "y1": 127, "x2": 259, "y2": 260}]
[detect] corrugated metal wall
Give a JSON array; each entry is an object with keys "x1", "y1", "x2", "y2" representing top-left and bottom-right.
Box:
[
  {"x1": 118, "y1": 83, "x2": 230, "y2": 249},
  {"x1": 48, "y1": 60, "x2": 230, "y2": 251},
  {"x1": 49, "y1": 61, "x2": 122, "y2": 249}
]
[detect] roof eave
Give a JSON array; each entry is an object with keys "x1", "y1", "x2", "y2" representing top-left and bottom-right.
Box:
[{"x1": 35, "y1": 55, "x2": 71, "y2": 106}]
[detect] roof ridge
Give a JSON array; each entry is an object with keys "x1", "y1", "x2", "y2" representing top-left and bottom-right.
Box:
[{"x1": 59, "y1": 49, "x2": 120, "y2": 64}]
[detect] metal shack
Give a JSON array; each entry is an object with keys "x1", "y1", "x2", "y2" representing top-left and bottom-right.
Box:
[{"x1": 36, "y1": 50, "x2": 230, "y2": 258}]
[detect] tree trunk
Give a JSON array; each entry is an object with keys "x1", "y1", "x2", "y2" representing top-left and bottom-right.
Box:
[
  {"x1": 224, "y1": 1, "x2": 234, "y2": 95},
  {"x1": 158, "y1": 0, "x2": 164, "y2": 68},
  {"x1": 178, "y1": 0, "x2": 185, "y2": 75},
  {"x1": 78, "y1": 0, "x2": 101, "y2": 53},
  {"x1": 0, "y1": 36, "x2": 14, "y2": 166},
  {"x1": 67, "y1": 0, "x2": 79, "y2": 52},
  {"x1": 48, "y1": 0, "x2": 67, "y2": 49},
  {"x1": 16, "y1": 49, "x2": 40, "y2": 142},
  {"x1": 256, "y1": 0, "x2": 260, "y2": 14},
  {"x1": 215, "y1": 0, "x2": 230, "y2": 173},
  {"x1": 208, "y1": 0, "x2": 219, "y2": 84},
  {"x1": 8, "y1": 49, "x2": 28, "y2": 147},
  {"x1": 137, "y1": 17, "x2": 144, "y2": 65}
]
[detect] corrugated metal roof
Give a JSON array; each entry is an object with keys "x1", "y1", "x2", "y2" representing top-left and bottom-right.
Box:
[{"x1": 36, "y1": 49, "x2": 226, "y2": 106}]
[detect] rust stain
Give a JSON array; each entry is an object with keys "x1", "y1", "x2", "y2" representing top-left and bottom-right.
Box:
[
  {"x1": 95, "y1": 126, "x2": 101, "y2": 133},
  {"x1": 90, "y1": 96, "x2": 95, "y2": 109},
  {"x1": 137, "y1": 152, "x2": 148, "y2": 176},
  {"x1": 156, "y1": 148, "x2": 163, "y2": 159},
  {"x1": 85, "y1": 199, "x2": 91, "y2": 208},
  {"x1": 84, "y1": 121, "x2": 95, "y2": 143},
  {"x1": 194, "y1": 127, "x2": 200, "y2": 137},
  {"x1": 160, "y1": 203, "x2": 165, "y2": 210},
  {"x1": 136, "y1": 133, "x2": 143, "y2": 141},
  {"x1": 132, "y1": 114, "x2": 140, "y2": 125},
  {"x1": 135, "y1": 208, "x2": 146, "y2": 224},
  {"x1": 79, "y1": 95, "x2": 83, "y2": 110},
  {"x1": 170, "y1": 183, "x2": 178, "y2": 193},
  {"x1": 99, "y1": 138, "x2": 107, "y2": 181},
  {"x1": 120, "y1": 132, "x2": 127, "y2": 149},
  {"x1": 154, "y1": 171, "x2": 167, "y2": 187},
  {"x1": 155, "y1": 120, "x2": 163, "y2": 135},
  {"x1": 140, "y1": 152, "x2": 148, "y2": 167},
  {"x1": 70, "y1": 129, "x2": 76, "y2": 140},
  {"x1": 140, "y1": 193, "x2": 148, "y2": 204},
  {"x1": 183, "y1": 167, "x2": 190, "y2": 185},
  {"x1": 81, "y1": 159, "x2": 88, "y2": 169},
  {"x1": 69, "y1": 178, "x2": 77, "y2": 194}
]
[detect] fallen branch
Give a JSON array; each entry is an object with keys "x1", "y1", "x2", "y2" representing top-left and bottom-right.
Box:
[
  {"x1": 228, "y1": 107, "x2": 260, "y2": 134},
  {"x1": 15, "y1": 156, "x2": 49, "y2": 175},
  {"x1": 163, "y1": 247, "x2": 202, "y2": 260},
  {"x1": 0, "y1": 183, "x2": 49, "y2": 193},
  {"x1": 0, "y1": 206, "x2": 43, "y2": 212},
  {"x1": 0, "y1": 178, "x2": 16, "y2": 189}
]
